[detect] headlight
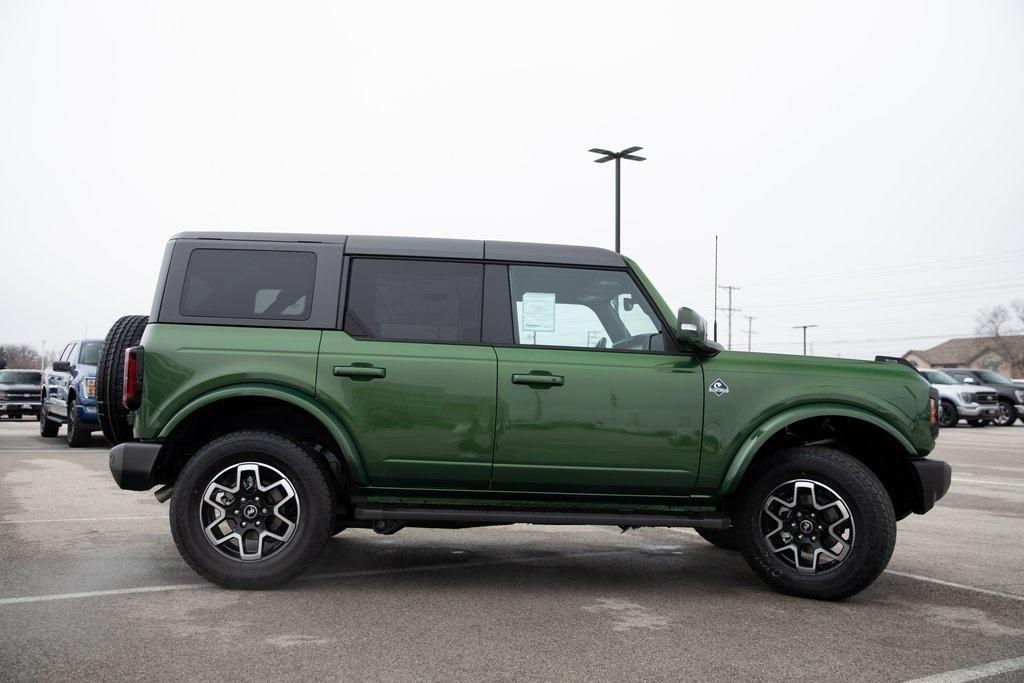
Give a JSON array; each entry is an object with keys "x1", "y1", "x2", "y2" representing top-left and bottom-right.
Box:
[
  {"x1": 83, "y1": 378, "x2": 96, "y2": 399},
  {"x1": 0, "y1": 391, "x2": 8, "y2": 400},
  {"x1": 1015, "y1": 389, "x2": 1024, "y2": 404},
  {"x1": 958, "y1": 392, "x2": 976, "y2": 403}
]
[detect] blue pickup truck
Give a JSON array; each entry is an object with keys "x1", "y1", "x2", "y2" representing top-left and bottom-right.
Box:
[{"x1": 40, "y1": 338, "x2": 104, "y2": 446}]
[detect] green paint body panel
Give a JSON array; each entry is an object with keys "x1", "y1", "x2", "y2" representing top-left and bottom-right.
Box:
[
  {"x1": 493, "y1": 346, "x2": 703, "y2": 495},
  {"x1": 133, "y1": 261, "x2": 935, "y2": 511}
]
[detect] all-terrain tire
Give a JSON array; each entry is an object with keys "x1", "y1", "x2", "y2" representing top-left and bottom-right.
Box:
[
  {"x1": 66, "y1": 399, "x2": 91, "y2": 447},
  {"x1": 170, "y1": 430, "x2": 335, "y2": 589},
  {"x1": 39, "y1": 402, "x2": 59, "y2": 437},
  {"x1": 735, "y1": 445, "x2": 896, "y2": 601},
  {"x1": 695, "y1": 527, "x2": 739, "y2": 551},
  {"x1": 96, "y1": 314, "x2": 148, "y2": 445}
]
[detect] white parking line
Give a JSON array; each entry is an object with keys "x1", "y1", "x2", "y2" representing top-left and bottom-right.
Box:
[
  {"x1": 0, "y1": 583, "x2": 206, "y2": 605},
  {"x1": 950, "y1": 477, "x2": 1024, "y2": 488},
  {"x1": 0, "y1": 515, "x2": 165, "y2": 525},
  {"x1": 902, "y1": 655, "x2": 1024, "y2": 683},
  {"x1": 884, "y1": 570, "x2": 1024, "y2": 603}
]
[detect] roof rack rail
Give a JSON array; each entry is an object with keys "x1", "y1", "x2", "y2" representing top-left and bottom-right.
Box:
[{"x1": 874, "y1": 355, "x2": 921, "y2": 375}]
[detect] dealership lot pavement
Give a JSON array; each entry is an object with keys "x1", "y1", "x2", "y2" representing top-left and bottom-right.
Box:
[{"x1": 1, "y1": 420, "x2": 1022, "y2": 681}]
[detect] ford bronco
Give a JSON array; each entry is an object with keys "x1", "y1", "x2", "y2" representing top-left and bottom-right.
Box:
[{"x1": 104, "y1": 232, "x2": 949, "y2": 600}]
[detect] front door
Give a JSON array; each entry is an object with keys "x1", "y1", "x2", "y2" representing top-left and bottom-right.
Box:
[
  {"x1": 492, "y1": 265, "x2": 704, "y2": 496},
  {"x1": 317, "y1": 257, "x2": 497, "y2": 490}
]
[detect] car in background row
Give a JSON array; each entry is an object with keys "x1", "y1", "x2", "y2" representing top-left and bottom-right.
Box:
[
  {"x1": 920, "y1": 369, "x2": 1000, "y2": 428},
  {"x1": 0, "y1": 369, "x2": 43, "y2": 420},
  {"x1": 943, "y1": 368, "x2": 1023, "y2": 427},
  {"x1": 39, "y1": 338, "x2": 104, "y2": 446}
]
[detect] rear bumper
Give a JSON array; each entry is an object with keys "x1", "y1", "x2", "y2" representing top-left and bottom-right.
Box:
[
  {"x1": 109, "y1": 441, "x2": 164, "y2": 490},
  {"x1": 909, "y1": 458, "x2": 952, "y2": 515}
]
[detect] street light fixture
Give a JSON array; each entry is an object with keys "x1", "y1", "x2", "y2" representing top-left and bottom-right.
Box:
[
  {"x1": 589, "y1": 146, "x2": 646, "y2": 253},
  {"x1": 792, "y1": 324, "x2": 818, "y2": 356}
]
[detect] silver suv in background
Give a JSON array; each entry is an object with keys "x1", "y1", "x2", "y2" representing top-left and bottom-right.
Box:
[
  {"x1": 0, "y1": 369, "x2": 43, "y2": 420},
  {"x1": 921, "y1": 369, "x2": 999, "y2": 428}
]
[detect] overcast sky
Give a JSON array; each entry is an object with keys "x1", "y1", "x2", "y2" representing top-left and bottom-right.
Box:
[{"x1": 2, "y1": 1, "x2": 1022, "y2": 360}]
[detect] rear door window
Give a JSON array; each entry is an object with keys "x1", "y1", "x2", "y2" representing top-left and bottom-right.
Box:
[
  {"x1": 344, "y1": 259, "x2": 483, "y2": 343},
  {"x1": 180, "y1": 249, "x2": 316, "y2": 320}
]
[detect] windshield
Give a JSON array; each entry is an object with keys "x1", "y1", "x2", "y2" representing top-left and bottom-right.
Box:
[
  {"x1": 922, "y1": 370, "x2": 958, "y2": 385},
  {"x1": 0, "y1": 371, "x2": 42, "y2": 384},
  {"x1": 79, "y1": 341, "x2": 103, "y2": 366},
  {"x1": 974, "y1": 370, "x2": 1013, "y2": 386}
]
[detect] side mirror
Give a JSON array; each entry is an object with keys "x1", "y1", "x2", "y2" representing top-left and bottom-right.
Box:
[
  {"x1": 675, "y1": 307, "x2": 723, "y2": 356},
  {"x1": 52, "y1": 361, "x2": 72, "y2": 372}
]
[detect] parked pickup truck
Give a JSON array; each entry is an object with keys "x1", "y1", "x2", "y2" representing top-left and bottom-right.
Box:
[
  {"x1": 40, "y1": 338, "x2": 104, "y2": 446},
  {"x1": 0, "y1": 369, "x2": 43, "y2": 420},
  {"x1": 920, "y1": 369, "x2": 1000, "y2": 428},
  {"x1": 103, "y1": 232, "x2": 949, "y2": 600}
]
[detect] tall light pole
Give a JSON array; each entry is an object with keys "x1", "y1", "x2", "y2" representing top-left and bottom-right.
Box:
[
  {"x1": 589, "y1": 146, "x2": 646, "y2": 253},
  {"x1": 792, "y1": 324, "x2": 818, "y2": 356}
]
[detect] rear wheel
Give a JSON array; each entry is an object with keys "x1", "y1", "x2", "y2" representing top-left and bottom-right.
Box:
[
  {"x1": 39, "y1": 403, "x2": 59, "y2": 437},
  {"x1": 170, "y1": 430, "x2": 334, "y2": 589},
  {"x1": 695, "y1": 527, "x2": 739, "y2": 550},
  {"x1": 937, "y1": 400, "x2": 958, "y2": 428},
  {"x1": 96, "y1": 314, "x2": 148, "y2": 445},
  {"x1": 993, "y1": 400, "x2": 1018, "y2": 427},
  {"x1": 735, "y1": 446, "x2": 896, "y2": 601}
]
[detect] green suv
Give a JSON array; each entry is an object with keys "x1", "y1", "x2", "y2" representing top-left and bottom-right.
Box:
[{"x1": 105, "y1": 232, "x2": 949, "y2": 600}]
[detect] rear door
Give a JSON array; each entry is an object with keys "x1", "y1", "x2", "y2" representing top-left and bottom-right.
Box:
[
  {"x1": 491, "y1": 264, "x2": 704, "y2": 496},
  {"x1": 317, "y1": 257, "x2": 498, "y2": 490}
]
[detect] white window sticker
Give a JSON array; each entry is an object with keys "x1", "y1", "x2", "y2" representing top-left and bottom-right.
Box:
[{"x1": 521, "y1": 292, "x2": 556, "y2": 332}]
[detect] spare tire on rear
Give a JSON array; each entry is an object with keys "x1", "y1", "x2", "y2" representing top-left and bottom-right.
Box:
[{"x1": 97, "y1": 314, "x2": 149, "y2": 445}]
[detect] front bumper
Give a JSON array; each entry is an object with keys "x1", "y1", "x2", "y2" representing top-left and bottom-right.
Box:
[
  {"x1": 109, "y1": 441, "x2": 164, "y2": 490},
  {"x1": 2, "y1": 401, "x2": 40, "y2": 414},
  {"x1": 909, "y1": 458, "x2": 952, "y2": 514},
  {"x1": 957, "y1": 404, "x2": 999, "y2": 419}
]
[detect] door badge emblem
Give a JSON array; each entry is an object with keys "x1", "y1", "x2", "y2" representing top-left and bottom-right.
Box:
[{"x1": 709, "y1": 378, "x2": 730, "y2": 397}]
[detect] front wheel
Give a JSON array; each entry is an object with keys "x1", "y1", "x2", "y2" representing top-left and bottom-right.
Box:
[
  {"x1": 170, "y1": 430, "x2": 335, "y2": 589},
  {"x1": 937, "y1": 400, "x2": 958, "y2": 428},
  {"x1": 66, "y1": 400, "x2": 91, "y2": 447},
  {"x1": 735, "y1": 446, "x2": 896, "y2": 601}
]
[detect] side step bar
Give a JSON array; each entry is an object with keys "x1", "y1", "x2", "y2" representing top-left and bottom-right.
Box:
[{"x1": 353, "y1": 505, "x2": 731, "y2": 529}]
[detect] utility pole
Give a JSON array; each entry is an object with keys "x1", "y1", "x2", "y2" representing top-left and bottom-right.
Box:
[
  {"x1": 792, "y1": 324, "x2": 818, "y2": 356},
  {"x1": 40, "y1": 339, "x2": 46, "y2": 371},
  {"x1": 588, "y1": 146, "x2": 646, "y2": 252},
  {"x1": 716, "y1": 285, "x2": 741, "y2": 350},
  {"x1": 742, "y1": 315, "x2": 756, "y2": 352}
]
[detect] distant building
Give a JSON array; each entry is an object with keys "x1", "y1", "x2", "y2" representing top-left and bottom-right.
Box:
[{"x1": 903, "y1": 335, "x2": 1024, "y2": 377}]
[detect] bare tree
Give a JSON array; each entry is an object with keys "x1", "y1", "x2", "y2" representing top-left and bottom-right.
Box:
[
  {"x1": 975, "y1": 299, "x2": 1024, "y2": 375},
  {"x1": 0, "y1": 344, "x2": 43, "y2": 370}
]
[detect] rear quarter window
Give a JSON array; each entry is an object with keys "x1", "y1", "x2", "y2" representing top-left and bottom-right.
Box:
[{"x1": 180, "y1": 249, "x2": 317, "y2": 320}]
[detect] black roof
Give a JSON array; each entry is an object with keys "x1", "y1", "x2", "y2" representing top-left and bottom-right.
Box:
[{"x1": 170, "y1": 232, "x2": 625, "y2": 268}]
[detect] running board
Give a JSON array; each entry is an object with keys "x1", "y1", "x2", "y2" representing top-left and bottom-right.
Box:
[{"x1": 353, "y1": 505, "x2": 730, "y2": 529}]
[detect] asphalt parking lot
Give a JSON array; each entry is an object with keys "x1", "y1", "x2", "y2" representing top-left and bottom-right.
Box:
[{"x1": 1, "y1": 420, "x2": 1022, "y2": 681}]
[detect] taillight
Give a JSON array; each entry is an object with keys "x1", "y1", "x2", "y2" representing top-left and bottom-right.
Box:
[{"x1": 123, "y1": 346, "x2": 144, "y2": 410}]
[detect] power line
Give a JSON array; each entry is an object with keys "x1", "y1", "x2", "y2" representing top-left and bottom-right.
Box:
[
  {"x1": 717, "y1": 285, "x2": 740, "y2": 350},
  {"x1": 746, "y1": 278, "x2": 1024, "y2": 311}
]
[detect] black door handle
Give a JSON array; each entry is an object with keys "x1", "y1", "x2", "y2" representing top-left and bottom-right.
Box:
[
  {"x1": 511, "y1": 373, "x2": 564, "y2": 387},
  {"x1": 334, "y1": 365, "x2": 386, "y2": 379}
]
